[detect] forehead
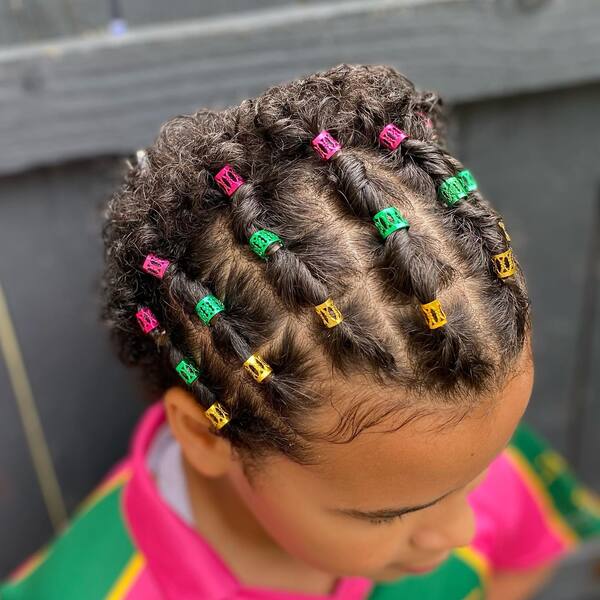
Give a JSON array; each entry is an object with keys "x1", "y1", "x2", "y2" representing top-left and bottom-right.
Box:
[{"x1": 258, "y1": 356, "x2": 533, "y2": 507}]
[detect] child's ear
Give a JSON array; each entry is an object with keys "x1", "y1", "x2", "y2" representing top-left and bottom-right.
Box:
[{"x1": 163, "y1": 386, "x2": 234, "y2": 478}]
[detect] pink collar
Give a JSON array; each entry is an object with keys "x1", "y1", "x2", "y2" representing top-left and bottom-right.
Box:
[{"x1": 123, "y1": 401, "x2": 374, "y2": 600}]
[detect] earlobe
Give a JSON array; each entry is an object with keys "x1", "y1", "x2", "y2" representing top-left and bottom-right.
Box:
[{"x1": 163, "y1": 386, "x2": 234, "y2": 478}]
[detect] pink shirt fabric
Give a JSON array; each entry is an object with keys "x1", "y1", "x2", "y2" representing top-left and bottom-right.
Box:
[{"x1": 469, "y1": 452, "x2": 567, "y2": 570}]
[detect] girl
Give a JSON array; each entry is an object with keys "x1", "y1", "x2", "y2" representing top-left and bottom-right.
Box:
[{"x1": 2, "y1": 63, "x2": 599, "y2": 600}]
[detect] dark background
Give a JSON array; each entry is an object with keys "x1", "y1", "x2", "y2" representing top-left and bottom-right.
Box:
[{"x1": 1, "y1": 1, "x2": 599, "y2": 598}]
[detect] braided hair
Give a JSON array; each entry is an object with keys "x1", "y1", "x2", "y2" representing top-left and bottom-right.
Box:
[{"x1": 101, "y1": 64, "x2": 531, "y2": 465}]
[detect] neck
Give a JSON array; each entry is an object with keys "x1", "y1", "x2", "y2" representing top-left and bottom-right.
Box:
[{"x1": 181, "y1": 453, "x2": 339, "y2": 595}]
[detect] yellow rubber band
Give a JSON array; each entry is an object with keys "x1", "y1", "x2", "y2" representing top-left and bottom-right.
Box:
[
  {"x1": 498, "y1": 220, "x2": 511, "y2": 243},
  {"x1": 314, "y1": 298, "x2": 344, "y2": 328},
  {"x1": 420, "y1": 299, "x2": 447, "y2": 329},
  {"x1": 492, "y1": 248, "x2": 516, "y2": 278},
  {"x1": 205, "y1": 402, "x2": 230, "y2": 430},
  {"x1": 243, "y1": 353, "x2": 272, "y2": 383}
]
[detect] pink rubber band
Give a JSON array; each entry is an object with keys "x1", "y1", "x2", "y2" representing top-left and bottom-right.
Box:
[
  {"x1": 415, "y1": 111, "x2": 433, "y2": 129},
  {"x1": 142, "y1": 254, "x2": 170, "y2": 279},
  {"x1": 379, "y1": 123, "x2": 408, "y2": 150},
  {"x1": 136, "y1": 307, "x2": 159, "y2": 334},
  {"x1": 311, "y1": 130, "x2": 341, "y2": 160},
  {"x1": 214, "y1": 164, "x2": 245, "y2": 197}
]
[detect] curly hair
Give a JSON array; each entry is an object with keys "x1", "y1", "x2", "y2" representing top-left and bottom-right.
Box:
[{"x1": 100, "y1": 63, "x2": 531, "y2": 465}]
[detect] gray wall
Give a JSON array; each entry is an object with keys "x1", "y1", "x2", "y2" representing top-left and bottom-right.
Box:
[
  {"x1": 1, "y1": 1, "x2": 599, "y2": 598},
  {"x1": 0, "y1": 157, "x2": 145, "y2": 573}
]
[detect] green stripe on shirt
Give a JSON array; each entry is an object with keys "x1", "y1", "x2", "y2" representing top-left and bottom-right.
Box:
[
  {"x1": 508, "y1": 422, "x2": 600, "y2": 541},
  {"x1": 1, "y1": 481, "x2": 136, "y2": 600},
  {"x1": 368, "y1": 551, "x2": 485, "y2": 600}
]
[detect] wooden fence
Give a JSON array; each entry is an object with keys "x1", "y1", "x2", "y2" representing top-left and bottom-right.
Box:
[{"x1": 0, "y1": 1, "x2": 599, "y2": 597}]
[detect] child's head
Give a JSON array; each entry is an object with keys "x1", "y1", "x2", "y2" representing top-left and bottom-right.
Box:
[{"x1": 101, "y1": 64, "x2": 532, "y2": 579}]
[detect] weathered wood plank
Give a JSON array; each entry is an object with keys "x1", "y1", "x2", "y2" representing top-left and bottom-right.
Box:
[
  {"x1": 1, "y1": 0, "x2": 599, "y2": 175},
  {"x1": 0, "y1": 0, "x2": 351, "y2": 46},
  {"x1": 454, "y1": 81, "x2": 600, "y2": 462},
  {"x1": 0, "y1": 347, "x2": 54, "y2": 578},
  {"x1": 0, "y1": 157, "x2": 144, "y2": 578},
  {"x1": 535, "y1": 540, "x2": 600, "y2": 600},
  {"x1": 119, "y1": 0, "x2": 353, "y2": 30},
  {"x1": 578, "y1": 188, "x2": 600, "y2": 491},
  {"x1": 0, "y1": 0, "x2": 109, "y2": 46}
]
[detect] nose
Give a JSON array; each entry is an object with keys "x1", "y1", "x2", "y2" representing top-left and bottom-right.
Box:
[{"x1": 409, "y1": 497, "x2": 476, "y2": 553}]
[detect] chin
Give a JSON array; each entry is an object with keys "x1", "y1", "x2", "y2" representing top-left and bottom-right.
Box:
[{"x1": 369, "y1": 556, "x2": 449, "y2": 581}]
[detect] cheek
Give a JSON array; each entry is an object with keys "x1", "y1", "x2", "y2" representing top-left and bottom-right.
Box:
[{"x1": 233, "y1": 475, "x2": 413, "y2": 576}]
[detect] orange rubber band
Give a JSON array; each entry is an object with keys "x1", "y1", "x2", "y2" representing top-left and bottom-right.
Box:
[
  {"x1": 243, "y1": 353, "x2": 273, "y2": 383},
  {"x1": 420, "y1": 299, "x2": 447, "y2": 329},
  {"x1": 314, "y1": 298, "x2": 344, "y2": 328},
  {"x1": 493, "y1": 248, "x2": 516, "y2": 279},
  {"x1": 205, "y1": 402, "x2": 230, "y2": 430},
  {"x1": 498, "y1": 220, "x2": 511, "y2": 244}
]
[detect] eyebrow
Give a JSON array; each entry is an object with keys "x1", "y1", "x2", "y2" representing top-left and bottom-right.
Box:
[{"x1": 330, "y1": 485, "x2": 462, "y2": 521}]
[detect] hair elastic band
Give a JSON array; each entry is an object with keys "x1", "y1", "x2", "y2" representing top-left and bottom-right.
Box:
[
  {"x1": 437, "y1": 176, "x2": 468, "y2": 207},
  {"x1": 243, "y1": 353, "x2": 272, "y2": 383},
  {"x1": 373, "y1": 207, "x2": 409, "y2": 239},
  {"x1": 437, "y1": 169, "x2": 479, "y2": 206},
  {"x1": 215, "y1": 164, "x2": 245, "y2": 197},
  {"x1": 498, "y1": 220, "x2": 511, "y2": 243},
  {"x1": 311, "y1": 130, "x2": 341, "y2": 161},
  {"x1": 136, "y1": 307, "x2": 159, "y2": 334},
  {"x1": 378, "y1": 124, "x2": 408, "y2": 151},
  {"x1": 205, "y1": 402, "x2": 230, "y2": 430},
  {"x1": 249, "y1": 229, "x2": 283, "y2": 259},
  {"x1": 314, "y1": 297, "x2": 344, "y2": 328},
  {"x1": 492, "y1": 248, "x2": 516, "y2": 279},
  {"x1": 196, "y1": 294, "x2": 225, "y2": 325},
  {"x1": 175, "y1": 358, "x2": 201, "y2": 385},
  {"x1": 415, "y1": 111, "x2": 433, "y2": 129},
  {"x1": 456, "y1": 169, "x2": 478, "y2": 193},
  {"x1": 142, "y1": 254, "x2": 171, "y2": 279},
  {"x1": 420, "y1": 299, "x2": 447, "y2": 329}
]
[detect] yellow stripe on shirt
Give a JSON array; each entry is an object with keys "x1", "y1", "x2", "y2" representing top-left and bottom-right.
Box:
[
  {"x1": 104, "y1": 552, "x2": 145, "y2": 600},
  {"x1": 504, "y1": 447, "x2": 578, "y2": 548},
  {"x1": 454, "y1": 545, "x2": 491, "y2": 582},
  {"x1": 77, "y1": 467, "x2": 133, "y2": 515}
]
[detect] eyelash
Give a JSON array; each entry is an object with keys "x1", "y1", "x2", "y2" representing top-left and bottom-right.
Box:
[{"x1": 368, "y1": 515, "x2": 405, "y2": 525}]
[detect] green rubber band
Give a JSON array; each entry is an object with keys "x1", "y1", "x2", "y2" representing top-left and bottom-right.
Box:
[
  {"x1": 175, "y1": 359, "x2": 200, "y2": 385},
  {"x1": 195, "y1": 294, "x2": 225, "y2": 325},
  {"x1": 373, "y1": 207, "x2": 409, "y2": 239},
  {"x1": 457, "y1": 169, "x2": 478, "y2": 193},
  {"x1": 249, "y1": 229, "x2": 283, "y2": 259},
  {"x1": 438, "y1": 176, "x2": 468, "y2": 206}
]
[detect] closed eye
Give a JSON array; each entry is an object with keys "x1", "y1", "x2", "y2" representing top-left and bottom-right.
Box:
[
  {"x1": 332, "y1": 481, "x2": 469, "y2": 524},
  {"x1": 368, "y1": 514, "x2": 406, "y2": 526}
]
